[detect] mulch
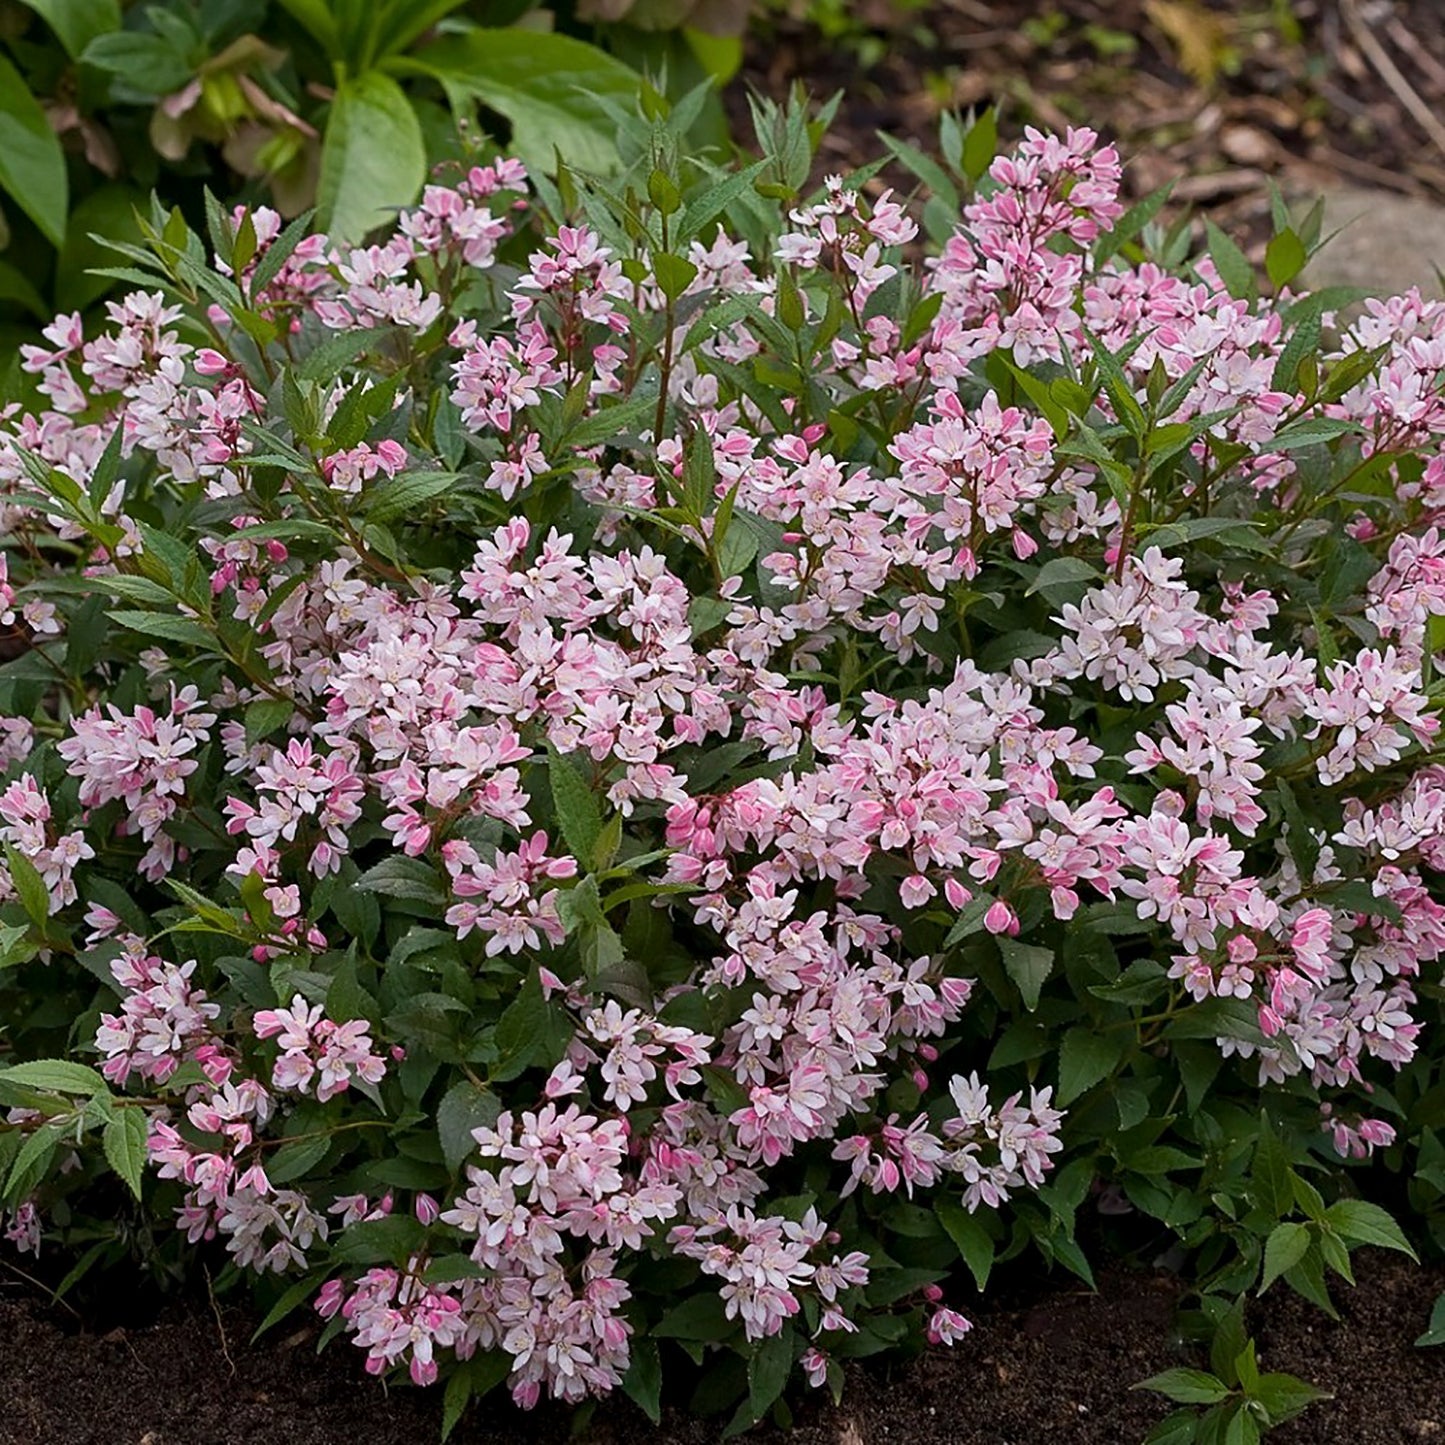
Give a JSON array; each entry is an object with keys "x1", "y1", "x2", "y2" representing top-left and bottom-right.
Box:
[
  {"x1": 733, "y1": 0, "x2": 1445, "y2": 245},
  {"x1": 2, "y1": 1251, "x2": 1442, "y2": 1443}
]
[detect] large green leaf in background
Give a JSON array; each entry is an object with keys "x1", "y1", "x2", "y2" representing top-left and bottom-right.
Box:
[
  {"x1": 0, "y1": 53, "x2": 68, "y2": 245},
  {"x1": 15, "y1": 0, "x2": 120, "y2": 58},
  {"x1": 400, "y1": 29, "x2": 640, "y2": 175},
  {"x1": 317, "y1": 71, "x2": 426, "y2": 245}
]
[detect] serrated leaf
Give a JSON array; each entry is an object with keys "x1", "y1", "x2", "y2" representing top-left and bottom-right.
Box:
[
  {"x1": 1136, "y1": 1368, "x2": 1232, "y2": 1405},
  {"x1": 998, "y1": 938, "x2": 1053, "y2": 1010},
  {"x1": 102, "y1": 1108, "x2": 148, "y2": 1199},
  {"x1": 1324, "y1": 1199, "x2": 1417, "y2": 1259},
  {"x1": 437, "y1": 1080, "x2": 500, "y2": 1171},
  {"x1": 547, "y1": 745, "x2": 602, "y2": 866},
  {"x1": 0, "y1": 1059, "x2": 110, "y2": 1096},
  {"x1": 935, "y1": 1194, "x2": 994, "y2": 1291},
  {"x1": 1057, "y1": 1027, "x2": 1125, "y2": 1105},
  {"x1": 1260, "y1": 1221, "x2": 1311, "y2": 1294}
]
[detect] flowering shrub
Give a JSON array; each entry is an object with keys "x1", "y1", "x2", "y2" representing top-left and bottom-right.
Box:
[{"x1": 0, "y1": 94, "x2": 1440, "y2": 1436}]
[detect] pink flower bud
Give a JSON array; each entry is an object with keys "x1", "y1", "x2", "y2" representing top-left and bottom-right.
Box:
[
  {"x1": 984, "y1": 899, "x2": 1016, "y2": 935},
  {"x1": 414, "y1": 1193, "x2": 440, "y2": 1225}
]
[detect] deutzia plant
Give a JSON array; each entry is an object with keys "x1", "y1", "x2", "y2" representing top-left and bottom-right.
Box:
[{"x1": 0, "y1": 91, "x2": 1439, "y2": 1440}]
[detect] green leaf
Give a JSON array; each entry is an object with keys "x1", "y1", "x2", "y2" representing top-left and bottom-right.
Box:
[
  {"x1": 0, "y1": 1059, "x2": 110, "y2": 1096},
  {"x1": 405, "y1": 30, "x2": 640, "y2": 175},
  {"x1": 1265, "y1": 229, "x2": 1307, "y2": 290},
  {"x1": 1325, "y1": 880, "x2": 1402, "y2": 923},
  {"x1": 655, "y1": 1292, "x2": 730, "y2": 1340},
  {"x1": 1324, "y1": 1199, "x2": 1418, "y2": 1259},
  {"x1": 356, "y1": 856, "x2": 446, "y2": 905},
  {"x1": 4, "y1": 845, "x2": 50, "y2": 929},
  {"x1": 491, "y1": 967, "x2": 550, "y2": 1083},
  {"x1": 102, "y1": 1108, "x2": 148, "y2": 1200},
  {"x1": 959, "y1": 106, "x2": 998, "y2": 183},
  {"x1": 935, "y1": 1195, "x2": 994, "y2": 1291},
  {"x1": 318, "y1": 72, "x2": 426, "y2": 246},
  {"x1": 244, "y1": 697, "x2": 295, "y2": 747},
  {"x1": 1269, "y1": 416, "x2": 1359, "y2": 451},
  {"x1": 1251, "y1": 1118, "x2": 1295, "y2": 1219},
  {"x1": 1026, "y1": 556, "x2": 1102, "y2": 597},
  {"x1": 998, "y1": 938, "x2": 1053, "y2": 1010},
  {"x1": 107, "y1": 610, "x2": 215, "y2": 649},
  {"x1": 1415, "y1": 1291, "x2": 1445, "y2": 1348},
  {"x1": 1136, "y1": 1368, "x2": 1232, "y2": 1405},
  {"x1": 1204, "y1": 219, "x2": 1254, "y2": 299},
  {"x1": 332, "y1": 1214, "x2": 428, "y2": 1265},
  {"x1": 17, "y1": 0, "x2": 120, "y2": 58},
  {"x1": 1225, "y1": 1404, "x2": 1262, "y2": 1445},
  {"x1": 0, "y1": 53, "x2": 68, "y2": 245},
  {"x1": 266, "y1": 1134, "x2": 332, "y2": 1185},
  {"x1": 1144, "y1": 1410, "x2": 1204, "y2": 1445},
  {"x1": 547, "y1": 745, "x2": 603, "y2": 865},
  {"x1": 1260, "y1": 1221, "x2": 1311, "y2": 1294},
  {"x1": 250, "y1": 1274, "x2": 322, "y2": 1343},
  {"x1": 437, "y1": 1080, "x2": 500, "y2": 1171},
  {"x1": 363, "y1": 469, "x2": 462, "y2": 524},
  {"x1": 1250, "y1": 1373, "x2": 1331, "y2": 1425},
  {"x1": 273, "y1": 0, "x2": 340, "y2": 55},
  {"x1": 747, "y1": 1328, "x2": 793, "y2": 1421},
  {"x1": 621, "y1": 1338, "x2": 663, "y2": 1426},
  {"x1": 1057, "y1": 1028, "x2": 1125, "y2": 1105},
  {"x1": 653, "y1": 252, "x2": 699, "y2": 302},
  {"x1": 79, "y1": 31, "x2": 193, "y2": 96}
]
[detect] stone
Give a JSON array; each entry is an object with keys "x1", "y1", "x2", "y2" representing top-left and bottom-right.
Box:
[{"x1": 1302, "y1": 186, "x2": 1445, "y2": 298}]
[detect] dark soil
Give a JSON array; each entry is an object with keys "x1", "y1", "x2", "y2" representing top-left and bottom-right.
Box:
[{"x1": 2, "y1": 1251, "x2": 1442, "y2": 1444}]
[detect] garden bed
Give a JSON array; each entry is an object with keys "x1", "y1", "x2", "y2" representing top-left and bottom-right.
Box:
[{"x1": 3, "y1": 1252, "x2": 1441, "y2": 1443}]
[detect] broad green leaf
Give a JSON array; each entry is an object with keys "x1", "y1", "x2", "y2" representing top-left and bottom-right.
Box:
[
  {"x1": 1251, "y1": 1119, "x2": 1295, "y2": 1219},
  {"x1": 0, "y1": 54, "x2": 68, "y2": 244},
  {"x1": 364, "y1": 470, "x2": 462, "y2": 524},
  {"x1": 403, "y1": 30, "x2": 640, "y2": 175},
  {"x1": 331, "y1": 1214, "x2": 427, "y2": 1264},
  {"x1": 102, "y1": 1108, "x2": 148, "y2": 1199},
  {"x1": 17, "y1": 0, "x2": 120, "y2": 57},
  {"x1": 0, "y1": 1059, "x2": 110, "y2": 1096},
  {"x1": 437, "y1": 1080, "x2": 500, "y2": 1171},
  {"x1": 80, "y1": 32, "x2": 194, "y2": 96},
  {"x1": 1259, "y1": 1221, "x2": 1311, "y2": 1294},
  {"x1": 548, "y1": 745, "x2": 603, "y2": 865},
  {"x1": 1057, "y1": 1027, "x2": 1126, "y2": 1105},
  {"x1": 1204, "y1": 219, "x2": 1254, "y2": 299},
  {"x1": 491, "y1": 967, "x2": 550, "y2": 1083},
  {"x1": 1265, "y1": 228, "x2": 1307, "y2": 290},
  {"x1": 4, "y1": 845, "x2": 50, "y2": 929},
  {"x1": 935, "y1": 1195, "x2": 994, "y2": 1291},
  {"x1": 621, "y1": 1339, "x2": 663, "y2": 1426},
  {"x1": 1324, "y1": 1199, "x2": 1418, "y2": 1259},
  {"x1": 747, "y1": 1327, "x2": 793, "y2": 1421},
  {"x1": 998, "y1": 938, "x2": 1053, "y2": 1010},
  {"x1": 318, "y1": 72, "x2": 426, "y2": 245},
  {"x1": 1136, "y1": 1368, "x2": 1232, "y2": 1405},
  {"x1": 1251, "y1": 1373, "x2": 1331, "y2": 1425}
]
